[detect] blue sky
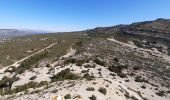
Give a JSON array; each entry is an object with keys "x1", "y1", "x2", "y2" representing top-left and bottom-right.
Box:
[{"x1": 0, "y1": 0, "x2": 170, "y2": 32}]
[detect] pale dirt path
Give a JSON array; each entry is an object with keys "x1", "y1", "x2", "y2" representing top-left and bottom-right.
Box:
[{"x1": 0, "y1": 42, "x2": 58, "y2": 73}]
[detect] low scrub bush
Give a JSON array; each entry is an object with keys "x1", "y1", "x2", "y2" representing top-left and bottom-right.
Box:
[
  {"x1": 29, "y1": 76, "x2": 37, "y2": 80},
  {"x1": 117, "y1": 73, "x2": 127, "y2": 78},
  {"x1": 84, "y1": 64, "x2": 95, "y2": 68},
  {"x1": 86, "y1": 87, "x2": 95, "y2": 91},
  {"x1": 83, "y1": 73, "x2": 95, "y2": 81},
  {"x1": 134, "y1": 76, "x2": 148, "y2": 83},
  {"x1": 98, "y1": 87, "x2": 107, "y2": 95},
  {"x1": 156, "y1": 91, "x2": 165, "y2": 96},
  {"x1": 89, "y1": 95, "x2": 96, "y2": 100},
  {"x1": 50, "y1": 68, "x2": 80, "y2": 82},
  {"x1": 94, "y1": 59, "x2": 105, "y2": 66},
  {"x1": 108, "y1": 64, "x2": 128, "y2": 73},
  {"x1": 64, "y1": 94, "x2": 71, "y2": 99}
]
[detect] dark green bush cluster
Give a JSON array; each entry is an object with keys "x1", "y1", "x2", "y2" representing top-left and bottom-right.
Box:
[
  {"x1": 94, "y1": 59, "x2": 105, "y2": 66},
  {"x1": 64, "y1": 58, "x2": 78, "y2": 64},
  {"x1": 50, "y1": 68, "x2": 80, "y2": 82},
  {"x1": 16, "y1": 52, "x2": 49, "y2": 74},
  {"x1": 14, "y1": 81, "x2": 38, "y2": 93},
  {"x1": 117, "y1": 73, "x2": 127, "y2": 78},
  {"x1": 98, "y1": 87, "x2": 107, "y2": 95},
  {"x1": 0, "y1": 81, "x2": 49, "y2": 95},
  {"x1": 133, "y1": 66, "x2": 140, "y2": 70},
  {"x1": 29, "y1": 76, "x2": 37, "y2": 80},
  {"x1": 84, "y1": 64, "x2": 95, "y2": 68},
  {"x1": 86, "y1": 87, "x2": 95, "y2": 91},
  {"x1": 133, "y1": 40, "x2": 144, "y2": 48},
  {"x1": 156, "y1": 91, "x2": 165, "y2": 96},
  {"x1": 64, "y1": 94, "x2": 71, "y2": 99},
  {"x1": 134, "y1": 76, "x2": 148, "y2": 83},
  {"x1": 81, "y1": 70, "x2": 89, "y2": 73},
  {"x1": 89, "y1": 95, "x2": 96, "y2": 100},
  {"x1": 64, "y1": 58, "x2": 85, "y2": 66},
  {"x1": 108, "y1": 64, "x2": 128, "y2": 73},
  {"x1": 0, "y1": 76, "x2": 19, "y2": 89},
  {"x1": 46, "y1": 64, "x2": 51, "y2": 68},
  {"x1": 83, "y1": 73, "x2": 95, "y2": 81}
]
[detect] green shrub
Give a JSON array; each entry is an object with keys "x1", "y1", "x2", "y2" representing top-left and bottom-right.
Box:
[
  {"x1": 134, "y1": 76, "x2": 148, "y2": 83},
  {"x1": 0, "y1": 76, "x2": 20, "y2": 89},
  {"x1": 133, "y1": 66, "x2": 140, "y2": 70},
  {"x1": 140, "y1": 85, "x2": 146, "y2": 89},
  {"x1": 46, "y1": 64, "x2": 51, "y2": 68},
  {"x1": 131, "y1": 96, "x2": 138, "y2": 100},
  {"x1": 64, "y1": 94, "x2": 71, "y2": 99},
  {"x1": 98, "y1": 87, "x2": 107, "y2": 95},
  {"x1": 38, "y1": 81, "x2": 49, "y2": 87},
  {"x1": 64, "y1": 58, "x2": 77, "y2": 64},
  {"x1": 81, "y1": 70, "x2": 89, "y2": 73},
  {"x1": 14, "y1": 81, "x2": 38, "y2": 93},
  {"x1": 86, "y1": 87, "x2": 95, "y2": 91},
  {"x1": 30, "y1": 90, "x2": 41, "y2": 94},
  {"x1": 113, "y1": 57, "x2": 119, "y2": 62},
  {"x1": 84, "y1": 64, "x2": 95, "y2": 68},
  {"x1": 156, "y1": 91, "x2": 165, "y2": 96},
  {"x1": 117, "y1": 73, "x2": 127, "y2": 78},
  {"x1": 83, "y1": 73, "x2": 95, "y2": 81},
  {"x1": 29, "y1": 76, "x2": 37, "y2": 80},
  {"x1": 50, "y1": 68, "x2": 80, "y2": 82},
  {"x1": 108, "y1": 64, "x2": 128, "y2": 73},
  {"x1": 94, "y1": 59, "x2": 105, "y2": 66},
  {"x1": 89, "y1": 95, "x2": 96, "y2": 100}
]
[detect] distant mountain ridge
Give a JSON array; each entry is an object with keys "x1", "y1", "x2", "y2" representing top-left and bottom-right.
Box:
[{"x1": 0, "y1": 29, "x2": 49, "y2": 40}]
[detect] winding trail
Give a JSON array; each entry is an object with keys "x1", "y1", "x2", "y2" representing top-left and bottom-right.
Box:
[{"x1": 11, "y1": 42, "x2": 58, "y2": 67}]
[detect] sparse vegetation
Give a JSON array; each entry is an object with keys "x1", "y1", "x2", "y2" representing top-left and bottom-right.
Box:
[
  {"x1": 83, "y1": 73, "x2": 95, "y2": 81},
  {"x1": 117, "y1": 73, "x2": 127, "y2": 78},
  {"x1": 0, "y1": 80, "x2": 49, "y2": 95},
  {"x1": 50, "y1": 68, "x2": 80, "y2": 82},
  {"x1": 140, "y1": 85, "x2": 146, "y2": 89},
  {"x1": 98, "y1": 87, "x2": 107, "y2": 95},
  {"x1": 108, "y1": 64, "x2": 128, "y2": 73},
  {"x1": 89, "y1": 95, "x2": 96, "y2": 100},
  {"x1": 131, "y1": 95, "x2": 138, "y2": 100},
  {"x1": 64, "y1": 94, "x2": 71, "y2": 99},
  {"x1": 86, "y1": 87, "x2": 95, "y2": 91},
  {"x1": 16, "y1": 51, "x2": 49, "y2": 74},
  {"x1": 29, "y1": 76, "x2": 37, "y2": 80},
  {"x1": 84, "y1": 64, "x2": 95, "y2": 68},
  {"x1": 156, "y1": 91, "x2": 165, "y2": 96},
  {"x1": 134, "y1": 76, "x2": 148, "y2": 83},
  {"x1": 94, "y1": 58, "x2": 105, "y2": 66}
]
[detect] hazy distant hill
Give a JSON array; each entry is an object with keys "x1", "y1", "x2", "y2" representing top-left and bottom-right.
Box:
[{"x1": 0, "y1": 29, "x2": 48, "y2": 40}]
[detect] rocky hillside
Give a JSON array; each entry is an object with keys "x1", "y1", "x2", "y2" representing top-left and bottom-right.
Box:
[{"x1": 0, "y1": 19, "x2": 170, "y2": 100}]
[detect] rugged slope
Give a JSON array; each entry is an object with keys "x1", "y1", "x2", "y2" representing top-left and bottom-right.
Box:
[{"x1": 0, "y1": 19, "x2": 170, "y2": 100}]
